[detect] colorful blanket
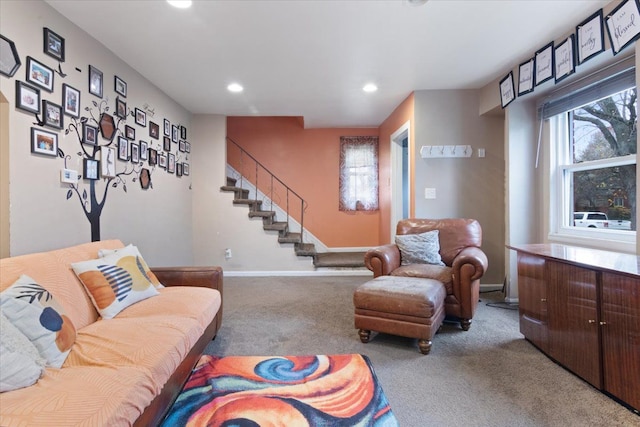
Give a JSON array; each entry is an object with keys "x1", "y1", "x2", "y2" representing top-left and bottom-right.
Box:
[{"x1": 161, "y1": 353, "x2": 399, "y2": 426}]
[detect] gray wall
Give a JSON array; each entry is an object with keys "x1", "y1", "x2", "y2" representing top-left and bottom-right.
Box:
[{"x1": 413, "y1": 90, "x2": 505, "y2": 285}]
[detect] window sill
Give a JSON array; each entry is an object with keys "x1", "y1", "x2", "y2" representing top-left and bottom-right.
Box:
[{"x1": 548, "y1": 228, "x2": 636, "y2": 254}]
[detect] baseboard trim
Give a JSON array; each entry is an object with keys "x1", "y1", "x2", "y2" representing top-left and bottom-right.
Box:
[{"x1": 225, "y1": 270, "x2": 373, "y2": 277}]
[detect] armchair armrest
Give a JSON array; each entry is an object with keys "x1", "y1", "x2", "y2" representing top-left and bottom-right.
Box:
[
  {"x1": 364, "y1": 244, "x2": 401, "y2": 277},
  {"x1": 151, "y1": 266, "x2": 223, "y2": 293},
  {"x1": 451, "y1": 247, "x2": 488, "y2": 281},
  {"x1": 450, "y1": 247, "x2": 488, "y2": 322}
]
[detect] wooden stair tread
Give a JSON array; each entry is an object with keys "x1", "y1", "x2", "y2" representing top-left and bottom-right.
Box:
[{"x1": 313, "y1": 252, "x2": 366, "y2": 268}]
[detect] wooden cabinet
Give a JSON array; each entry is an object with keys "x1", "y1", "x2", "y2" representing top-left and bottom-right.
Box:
[{"x1": 510, "y1": 244, "x2": 640, "y2": 412}]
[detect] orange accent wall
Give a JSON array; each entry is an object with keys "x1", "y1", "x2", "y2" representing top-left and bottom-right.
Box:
[
  {"x1": 377, "y1": 93, "x2": 415, "y2": 244},
  {"x1": 227, "y1": 117, "x2": 380, "y2": 248}
]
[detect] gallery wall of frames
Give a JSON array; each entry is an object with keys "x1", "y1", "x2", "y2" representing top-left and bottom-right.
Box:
[
  {"x1": 498, "y1": 0, "x2": 640, "y2": 108},
  {"x1": 0, "y1": 0, "x2": 195, "y2": 261}
]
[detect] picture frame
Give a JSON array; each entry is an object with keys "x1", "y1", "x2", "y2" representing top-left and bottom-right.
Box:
[
  {"x1": 62, "y1": 83, "x2": 80, "y2": 117},
  {"x1": 0, "y1": 34, "x2": 21, "y2": 77},
  {"x1": 183, "y1": 162, "x2": 190, "y2": 176},
  {"x1": 167, "y1": 153, "x2": 176, "y2": 174},
  {"x1": 116, "y1": 97, "x2": 127, "y2": 119},
  {"x1": 534, "y1": 42, "x2": 554, "y2": 86},
  {"x1": 185, "y1": 141, "x2": 191, "y2": 153},
  {"x1": 606, "y1": 0, "x2": 640, "y2": 55},
  {"x1": 125, "y1": 125, "x2": 135, "y2": 140},
  {"x1": 135, "y1": 107, "x2": 146, "y2": 126},
  {"x1": 140, "y1": 168, "x2": 151, "y2": 190},
  {"x1": 499, "y1": 72, "x2": 515, "y2": 109},
  {"x1": 43, "y1": 27, "x2": 64, "y2": 62},
  {"x1": 117, "y1": 136, "x2": 129, "y2": 160},
  {"x1": 31, "y1": 127, "x2": 58, "y2": 157},
  {"x1": 517, "y1": 58, "x2": 534, "y2": 96},
  {"x1": 83, "y1": 123, "x2": 98, "y2": 145},
  {"x1": 42, "y1": 100, "x2": 63, "y2": 129},
  {"x1": 158, "y1": 152, "x2": 167, "y2": 169},
  {"x1": 179, "y1": 140, "x2": 186, "y2": 152},
  {"x1": 60, "y1": 169, "x2": 78, "y2": 184},
  {"x1": 139, "y1": 140, "x2": 148, "y2": 161},
  {"x1": 26, "y1": 56, "x2": 54, "y2": 92},
  {"x1": 554, "y1": 35, "x2": 575, "y2": 83},
  {"x1": 99, "y1": 113, "x2": 116, "y2": 141},
  {"x1": 83, "y1": 158, "x2": 99, "y2": 180},
  {"x1": 172, "y1": 125, "x2": 178, "y2": 143},
  {"x1": 89, "y1": 65, "x2": 103, "y2": 98},
  {"x1": 148, "y1": 148, "x2": 157, "y2": 166},
  {"x1": 176, "y1": 162, "x2": 183, "y2": 177},
  {"x1": 163, "y1": 136, "x2": 171, "y2": 152},
  {"x1": 15, "y1": 81, "x2": 41, "y2": 114},
  {"x1": 101, "y1": 146, "x2": 116, "y2": 178},
  {"x1": 130, "y1": 142, "x2": 139, "y2": 163},
  {"x1": 180, "y1": 125, "x2": 187, "y2": 139},
  {"x1": 576, "y1": 9, "x2": 604, "y2": 65},
  {"x1": 114, "y1": 75, "x2": 127, "y2": 97},
  {"x1": 164, "y1": 119, "x2": 170, "y2": 136},
  {"x1": 149, "y1": 121, "x2": 159, "y2": 139}
]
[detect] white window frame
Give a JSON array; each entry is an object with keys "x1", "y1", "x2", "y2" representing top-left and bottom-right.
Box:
[{"x1": 548, "y1": 113, "x2": 636, "y2": 252}]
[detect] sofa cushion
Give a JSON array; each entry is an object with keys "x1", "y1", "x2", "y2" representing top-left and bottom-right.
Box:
[
  {"x1": 391, "y1": 264, "x2": 453, "y2": 294},
  {"x1": 71, "y1": 251, "x2": 160, "y2": 319},
  {"x1": 0, "y1": 275, "x2": 76, "y2": 368},
  {"x1": 98, "y1": 244, "x2": 164, "y2": 289},
  {"x1": 395, "y1": 230, "x2": 445, "y2": 266},
  {"x1": 0, "y1": 312, "x2": 46, "y2": 392}
]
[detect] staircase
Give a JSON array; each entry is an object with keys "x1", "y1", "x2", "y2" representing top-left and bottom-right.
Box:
[{"x1": 220, "y1": 176, "x2": 366, "y2": 269}]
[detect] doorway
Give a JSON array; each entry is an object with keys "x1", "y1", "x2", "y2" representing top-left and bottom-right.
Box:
[{"x1": 390, "y1": 121, "x2": 410, "y2": 242}]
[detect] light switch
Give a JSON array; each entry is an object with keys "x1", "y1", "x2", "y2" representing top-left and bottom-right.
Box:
[
  {"x1": 478, "y1": 148, "x2": 486, "y2": 158},
  {"x1": 425, "y1": 188, "x2": 436, "y2": 199}
]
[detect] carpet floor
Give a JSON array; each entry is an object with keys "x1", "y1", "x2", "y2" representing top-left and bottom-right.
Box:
[{"x1": 205, "y1": 276, "x2": 639, "y2": 427}]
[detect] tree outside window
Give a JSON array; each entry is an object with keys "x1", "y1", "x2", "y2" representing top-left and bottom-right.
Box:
[{"x1": 339, "y1": 136, "x2": 379, "y2": 211}]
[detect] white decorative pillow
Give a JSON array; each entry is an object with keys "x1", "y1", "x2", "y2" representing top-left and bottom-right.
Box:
[
  {"x1": 71, "y1": 251, "x2": 160, "y2": 319},
  {"x1": 98, "y1": 244, "x2": 164, "y2": 289},
  {"x1": 0, "y1": 312, "x2": 46, "y2": 392},
  {"x1": 0, "y1": 275, "x2": 76, "y2": 368},
  {"x1": 395, "y1": 230, "x2": 445, "y2": 266}
]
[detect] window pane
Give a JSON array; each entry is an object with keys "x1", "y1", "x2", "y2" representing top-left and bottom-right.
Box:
[
  {"x1": 572, "y1": 88, "x2": 637, "y2": 163},
  {"x1": 571, "y1": 164, "x2": 635, "y2": 231}
]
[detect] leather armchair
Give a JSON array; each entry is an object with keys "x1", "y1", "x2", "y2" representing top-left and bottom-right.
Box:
[{"x1": 364, "y1": 218, "x2": 488, "y2": 330}]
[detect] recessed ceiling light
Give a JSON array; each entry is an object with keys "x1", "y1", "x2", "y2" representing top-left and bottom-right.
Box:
[
  {"x1": 406, "y1": 0, "x2": 428, "y2": 6},
  {"x1": 227, "y1": 83, "x2": 244, "y2": 93},
  {"x1": 363, "y1": 83, "x2": 378, "y2": 93},
  {"x1": 167, "y1": 0, "x2": 192, "y2": 9}
]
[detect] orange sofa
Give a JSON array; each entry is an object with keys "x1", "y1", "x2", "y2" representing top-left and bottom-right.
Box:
[{"x1": 0, "y1": 240, "x2": 223, "y2": 426}]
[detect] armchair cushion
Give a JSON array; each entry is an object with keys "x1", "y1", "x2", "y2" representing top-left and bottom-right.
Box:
[
  {"x1": 391, "y1": 264, "x2": 453, "y2": 294},
  {"x1": 395, "y1": 230, "x2": 445, "y2": 266}
]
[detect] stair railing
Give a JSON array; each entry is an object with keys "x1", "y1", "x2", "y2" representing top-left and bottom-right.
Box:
[{"x1": 227, "y1": 137, "x2": 307, "y2": 243}]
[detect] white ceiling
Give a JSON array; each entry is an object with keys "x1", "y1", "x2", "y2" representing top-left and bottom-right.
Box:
[{"x1": 46, "y1": 0, "x2": 610, "y2": 128}]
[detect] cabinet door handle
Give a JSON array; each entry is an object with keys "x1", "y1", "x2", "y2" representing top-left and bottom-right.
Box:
[
  {"x1": 599, "y1": 321, "x2": 607, "y2": 326},
  {"x1": 540, "y1": 298, "x2": 547, "y2": 302},
  {"x1": 588, "y1": 319, "x2": 596, "y2": 324}
]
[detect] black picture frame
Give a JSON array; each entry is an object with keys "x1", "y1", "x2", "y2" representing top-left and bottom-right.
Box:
[
  {"x1": 117, "y1": 136, "x2": 129, "y2": 160},
  {"x1": 42, "y1": 99, "x2": 63, "y2": 130},
  {"x1": 606, "y1": 0, "x2": 640, "y2": 55},
  {"x1": 534, "y1": 42, "x2": 554, "y2": 86},
  {"x1": 26, "y1": 56, "x2": 54, "y2": 92},
  {"x1": 176, "y1": 162, "x2": 183, "y2": 177},
  {"x1": 149, "y1": 121, "x2": 159, "y2": 139},
  {"x1": 179, "y1": 140, "x2": 186, "y2": 152},
  {"x1": 180, "y1": 125, "x2": 187, "y2": 139},
  {"x1": 163, "y1": 136, "x2": 171, "y2": 152},
  {"x1": 0, "y1": 34, "x2": 21, "y2": 77},
  {"x1": 554, "y1": 35, "x2": 575, "y2": 83},
  {"x1": 135, "y1": 108, "x2": 146, "y2": 126},
  {"x1": 114, "y1": 75, "x2": 127, "y2": 97},
  {"x1": 99, "y1": 113, "x2": 116, "y2": 141},
  {"x1": 43, "y1": 27, "x2": 65, "y2": 62},
  {"x1": 517, "y1": 58, "x2": 534, "y2": 96},
  {"x1": 83, "y1": 123, "x2": 98, "y2": 145},
  {"x1": 130, "y1": 142, "x2": 139, "y2": 163},
  {"x1": 183, "y1": 162, "x2": 190, "y2": 176},
  {"x1": 88, "y1": 65, "x2": 103, "y2": 98},
  {"x1": 125, "y1": 125, "x2": 135, "y2": 140},
  {"x1": 139, "y1": 140, "x2": 148, "y2": 161},
  {"x1": 185, "y1": 141, "x2": 191, "y2": 153},
  {"x1": 31, "y1": 127, "x2": 58, "y2": 157},
  {"x1": 83, "y1": 158, "x2": 100, "y2": 180},
  {"x1": 576, "y1": 9, "x2": 605, "y2": 65},
  {"x1": 148, "y1": 148, "x2": 157, "y2": 166},
  {"x1": 167, "y1": 152, "x2": 176, "y2": 174},
  {"x1": 62, "y1": 83, "x2": 80, "y2": 117},
  {"x1": 164, "y1": 119, "x2": 170, "y2": 136},
  {"x1": 115, "y1": 97, "x2": 127, "y2": 119},
  {"x1": 171, "y1": 125, "x2": 178, "y2": 143},
  {"x1": 158, "y1": 152, "x2": 167, "y2": 169},
  {"x1": 140, "y1": 168, "x2": 151, "y2": 190},
  {"x1": 15, "y1": 81, "x2": 41, "y2": 114},
  {"x1": 499, "y1": 72, "x2": 515, "y2": 109}
]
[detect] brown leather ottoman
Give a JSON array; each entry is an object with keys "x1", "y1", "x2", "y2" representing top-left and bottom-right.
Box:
[{"x1": 354, "y1": 276, "x2": 446, "y2": 354}]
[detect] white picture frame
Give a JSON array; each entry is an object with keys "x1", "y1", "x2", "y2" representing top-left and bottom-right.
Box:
[
  {"x1": 499, "y1": 72, "x2": 515, "y2": 109},
  {"x1": 518, "y1": 58, "x2": 534, "y2": 96}
]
